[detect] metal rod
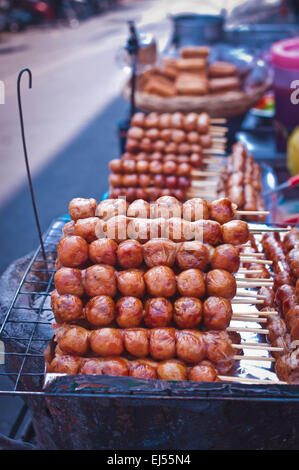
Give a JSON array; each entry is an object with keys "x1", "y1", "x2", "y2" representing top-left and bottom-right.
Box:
[{"x1": 17, "y1": 68, "x2": 47, "y2": 263}]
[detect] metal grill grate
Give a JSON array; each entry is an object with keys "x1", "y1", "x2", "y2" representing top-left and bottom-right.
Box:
[{"x1": 0, "y1": 217, "x2": 66, "y2": 396}]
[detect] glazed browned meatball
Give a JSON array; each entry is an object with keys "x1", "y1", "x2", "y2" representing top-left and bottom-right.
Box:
[
  {"x1": 117, "y1": 269, "x2": 145, "y2": 297},
  {"x1": 176, "y1": 241, "x2": 209, "y2": 270},
  {"x1": 85, "y1": 295, "x2": 115, "y2": 327},
  {"x1": 208, "y1": 198, "x2": 236, "y2": 224},
  {"x1": 211, "y1": 244, "x2": 240, "y2": 273},
  {"x1": 83, "y1": 265, "x2": 117, "y2": 297},
  {"x1": 205, "y1": 269, "x2": 237, "y2": 299},
  {"x1": 117, "y1": 239, "x2": 143, "y2": 269},
  {"x1": 221, "y1": 220, "x2": 250, "y2": 245},
  {"x1": 157, "y1": 360, "x2": 188, "y2": 381},
  {"x1": 69, "y1": 198, "x2": 97, "y2": 221},
  {"x1": 123, "y1": 328, "x2": 149, "y2": 357},
  {"x1": 89, "y1": 328, "x2": 124, "y2": 356},
  {"x1": 144, "y1": 298, "x2": 173, "y2": 328},
  {"x1": 57, "y1": 235, "x2": 89, "y2": 268},
  {"x1": 116, "y1": 297, "x2": 143, "y2": 328},
  {"x1": 97, "y1": 198, "x2": 128, "y2": 220},
  {"x1": 153, "y1": 196, "x2": 182, "y2": 219},
  {"x1": 267, "y1": 316, "x2": 287, "y2": 343},
  {"x1": 193, "y1": 220, "x2": 222, "y2": 245},
  {"x1": 89, "y1": 239, "x2": 118, "y2": 266},
  {"x1": 174, "y1": 297, "x2": 203, "y2": 328},
  {"x1": 62, "y1": 220, "x2": 75, "y2": 237},
  {"x1": 54, "y1": 267, "x2": 84, "y2": 297},
  {"x1": 104, "y1": 215, "x2": 129, "y2": 243},
  {"x1": 183, "y1": 198, "x2": 209, "y2": 221},
  {"x1": 203, "y1": 296, "x2": 232, "y2": 330},
  {"x1": 256, "y1": 287, "x2": 275, "y2": 311},
  {"x1": 275, "y1": 350, "x2": 299, "y2": 383},
  {"x1": 188, "y1": 361, "x2": 218, "y2": 382},
  {"x1": 149, "y1": 328, "x2": 176, "y2": 360},
  {"x1": 165, "y1": 218, "x2": 193, "y2": 242},
  {"x1": 144, "y1": 266, "x2": 176, "y2": 297},
  {"x1": 74, "y1": 217, "x2": 103, "y2": 242},
  {"x1": 176, "y1": 330, "x2": 206, "y2": 363},
  {"x1": 51, "y1": 290, "x2": 83, "y2": 323},
  {"x1": 129, "y1": 360, "x2": 157, "y2": 379},
  {"x1": 143, "y1": 238, "x2": 177, "y2": 267},
  {"x1": 79, "y1": 358, "x2": 104, "y2": 375},
  {"x1": 55, "y1": 325, "x2": 90, "y2": 356},
  {"x1": 127, "y1": 199, "x2": 151, "y2": 219},
  {"x1": 177, "y1": 269, "x2": 205, "y2": 298},
  {"x1": 204, "y1": 331, "x2": 235, "y2": 364},
  {"x1": 48, "y1": 354, "x2": 82, "y2": 374},
  {"x1": 101, "y1": 358, "x2": 129, "y2": 377}
]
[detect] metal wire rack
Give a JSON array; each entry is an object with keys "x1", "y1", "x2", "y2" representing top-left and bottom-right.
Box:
[{"x1": 0, "y1": 217, "x2": 66, "y2": 396}]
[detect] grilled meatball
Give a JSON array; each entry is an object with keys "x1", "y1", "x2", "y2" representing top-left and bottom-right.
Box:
[
  {"x1": 176, "y1": 241, "x2": 209, "y2": 270},
  {"x1": 83, "y1": 265, "x2": 117, "y2": 297},
  {"x1": 89, "y1": 238, "x2": 118, "y2": 266},
  {"x1": 62, "y1": 221, "x2": 75, "y2": 237},
  {"x1": 157, "y1": 360, "x2": 187, "y2": 381},
  {"x1": 143, "y1": 238, "x2": 177, "y2": 267},
  {"x1": 123, "y1": 328, "x2": 149, "y2": 357},
  {"x1": 55, "y1": 325, "x2": 89, "y2": 356},
  {"x1": 116, "y1": 297, "x2": 143, "y2": 328},
  {"x1": 97, "y1": 198, "x2": 128, "y2": 220},
  {"x1": 256, "y1": 287, "x2": 275, "y2": 311},
  {"x1": 149, "y1": 328, "x2": 176, "y2": 360},
  {"x1": 127, "y1": 218, "x2": 152, "y2": 243},
  {"x1": 205, "y1": 269, "x2": 237, "y2": 299},
  {"x1": 57, "y1": 236, "x2": 89, "y2": 268},
  {"x1": 48, "y1": 354, "x2": 82, "y2": 374},
  {"x1": 144, "y1": 298, "x2": 173, "y2": 328},
  {"x1": 101, "y1": 358, "x2": 129, "y2": 376},
  {"x1": 129, "y1": 360, "x2": 157, "y2": 379},
  {"x1": 176, "y1": 330, "x2": 206, "y2": 363},
  {"x1": 85, "y1": 295, "x2": 115, "y2": 327},
  {"x1": 276, "y1": 349, "x2": 299, "y2": 383},
  {"x1": 90, "y1": 328, "x2": 124, "y2": 356},
  {"x1": 104, "y1": 215, "x2": 130, "y2": 243},
  {"x1": 177, "y1": 269, "x2": 205, "y2": 298},
  {"x1": 203, "y1": 296, "x2": 232, "y2": 330},
  {"x1": 208, "y1": 198, "x2": 236, "y2": 224},
  {"x1": 51, "y1": 290, "x2": 83, "y2": 323},
  {"x1": 117, "y1": 269, "x2": 145, "y2": 298},
  {"x1": 211, "y1": 244, "x2": 240, "y2": 273},
  {"x1": 188, "y1": 361, "x2": 218, "y2": 382},
  {"x1": 74, "y1": 217, "x2": 103, "y2": 242},
  {"x1": 204, "y1": 331, "x2": 235, "y2": 365},
  {"x1": 174, "y1": 297, "x2": 203, "y2": 329},
  {"x1": 79, "y1": 358, "x2": 104, "y2": 375},
  {"x1": 153, "y1": 196, "x2": 182, "y2": 219},
  {"x1": 267, "y1": 316, "x2": 287, "y2": 343},
  {"x1": 69, "y1": 198, "x2": 97, "y2": 221},
  {"x1": 221, "y1": 220, "x2": 250, "y2": 245},
  {"x1": 54, "y1": 268, "x2": 84, "y2": 297},
  {"x1": 144, "y1": 266, "x2": 176, "y2": 297},
  {"x1": 165, "y1": 218, "x2": 193, "y2": 242},
  {"x1": 127, "y1": 199, "x2": 151, "y2": 218}
]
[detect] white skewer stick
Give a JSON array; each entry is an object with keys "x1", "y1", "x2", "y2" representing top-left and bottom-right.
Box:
[
  {"x1": 228, "y1": 326, "x2": 269, "y2": 334},
  {"x1": 218, "y1": 376, "x2": 287, "y2": 385}
]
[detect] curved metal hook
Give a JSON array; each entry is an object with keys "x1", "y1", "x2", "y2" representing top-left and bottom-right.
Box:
[{"x1": 17, "y1": 68, "x2": 46, "y2": 263}]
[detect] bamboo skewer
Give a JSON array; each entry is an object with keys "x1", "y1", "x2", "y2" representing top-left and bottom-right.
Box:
[
  {"x1": 211, "y1": 118, "x2": 227, "y2": 124},
  {"x1": 250, "y1": 227, "x2": 291, "y2": 234},
  {"x1": 238, "y1": 253, "x2": 266, "y2": 258},
  {"x1": 236, "y1": 282, "x2": 273, "y2": 288},
  {"x1": 231, "y1": 311, "x2": 277, "y2": 316},
  {"x1": 231, "y1": 299, "x2": 264, "y2": 305},
  {"x1": 236, "y1": 210, "x2": 270, "y2": 217}
]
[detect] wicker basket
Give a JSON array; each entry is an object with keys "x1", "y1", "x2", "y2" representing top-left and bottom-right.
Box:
[{"x1": 123, "y1": 78, "x2": 272, "y2": 117}]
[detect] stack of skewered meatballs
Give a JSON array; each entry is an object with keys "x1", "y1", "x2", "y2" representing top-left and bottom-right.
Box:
[
  {"x1": 248, "y1": 228, "x2": 299, "y2": 383},
  {"x1": 46, "y1": 195, "x2": 252, "y2": 381}
]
